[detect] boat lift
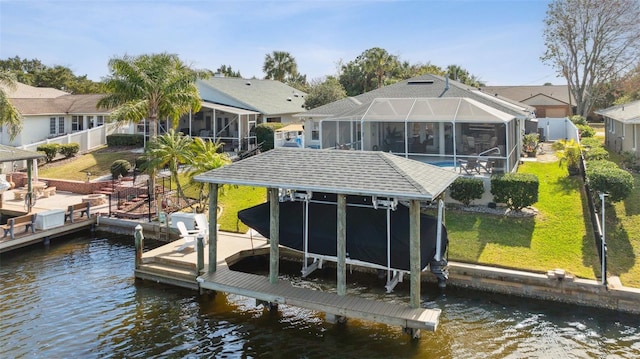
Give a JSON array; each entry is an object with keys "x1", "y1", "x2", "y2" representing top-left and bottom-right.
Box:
[{"x1": 278, "y1": 189, "x2": 447, "y2": 292}]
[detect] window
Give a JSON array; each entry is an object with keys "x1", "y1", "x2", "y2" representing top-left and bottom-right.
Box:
[
  {"x1": 50, "y1": 117, "x2": 57, "y2": 135},
  {"x1": 96, "y1": 115, "x2": 105, "y2": 126},
  {"x1": 72, "y1": 115, "x2": 83, "y2": 131},
  {"x1": 312, "y1": 121, "x2": 319, "y2": 140},
  {"x1": 58, "y1": 117, "x2": 65, "y2": 134},
  {"x1": 607, "y1": 118, "x2": 615, "y2": 134}
]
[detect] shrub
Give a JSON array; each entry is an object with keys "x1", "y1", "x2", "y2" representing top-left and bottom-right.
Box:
[
  {"x1": 59, "y1": 143, "x2": 80, "y2": 158},
  {"x1": 586, "y1": 160, "x2": 634, "y2": 202},
  {"x1": 490, "y1": 173, "x2": 539, "y2": 211},
  {"x1": 110, "y1": 159, "x2": 132, "y2": 179},
  {"x1": 255, "y1": 123, "x2": 284, "y2": 150},
  {"x1": 583, "y1": 146, "x2": 609, "y2": 161},
  {"x1": 621, "y1": 151, "x2": 638, "y2": 170},
  {"x1": 107, "y1": 134, "x2": 144, "y2": 147},
  {"x1": 570, "y1": 115, "x2": 588, "y2": 126},
  {"x1": 580, "y1": 137, "x2": 602, "y2": 149},
  {"x1": 449, "y1": 177, "x2": 484, "y2": 206},
  {"x1": 576, "y1": 124, "x2": 595, "y2": 138},
  {"x1": 36, "y1": 143, "x2": 60, "y2": 162}
]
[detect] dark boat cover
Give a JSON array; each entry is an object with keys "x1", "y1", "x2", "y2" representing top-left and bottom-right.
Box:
[{"x1": 238, "y1": 194, "x2": 448, "y2": 271}]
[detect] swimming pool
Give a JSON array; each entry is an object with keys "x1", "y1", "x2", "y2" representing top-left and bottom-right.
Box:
[{"x1": 429, "y1": 161, "x2": 457, "y2": 167}]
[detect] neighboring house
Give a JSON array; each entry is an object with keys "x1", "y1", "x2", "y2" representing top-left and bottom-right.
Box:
[
  {"x1": 2, "y1": 82, "x2": 111, "y2": 146},
  {"x1": 481, "y1": 85, "x2": 575, "y2": 119},
  {"x1": 596, "y1": 100, "x2": 640, "y2": 155},
  {"x1": 296, "y1": 74, "x2": 535, "y2": 173},
  {"x1": 164, "y1": 76, "x2": 306, "y2": 152}
]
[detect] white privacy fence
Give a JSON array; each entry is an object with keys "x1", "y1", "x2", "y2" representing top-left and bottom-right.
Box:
[
  {"x1": 8, "y1": 123, "x2": 127, "y2": 171},
  {"x1": 537, "y1": 117, "x2": 580, "y2": 143}
]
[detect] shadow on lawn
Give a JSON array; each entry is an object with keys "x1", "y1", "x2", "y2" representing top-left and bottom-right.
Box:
[
  {"x1": 604, "y1": 206, "x2": 636, "y2": 277},
  {"x1": 623, "y1": 174, "x2": 640, "y2": 217},
  {"x1": 447, "y1": 211, "x2": 535, "y2": 262}
]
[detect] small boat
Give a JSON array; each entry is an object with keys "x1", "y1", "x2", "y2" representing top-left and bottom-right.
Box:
[{"x1": 238, "y1": 193, "x2": 448, "y2": 289}]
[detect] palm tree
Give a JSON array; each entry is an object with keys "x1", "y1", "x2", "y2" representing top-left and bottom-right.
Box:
[
  {"x1": 187, "y1": 137, "x2": 231, "y2": 212},
  {"x1": 362, "y1": 47, "x2": 398, "y2": 89},
  {"x1": 145, "y1": 129, "x2": 194, "y2": 208},
  {"x1": 98, "y1": 53, "x2": 204, "y2": 211},
  {"x1": 263, "y1": 51, "x2": 298, "y2": 82},
  {"x1": 0, "y1": 70, "x2": 23, "y2": 140},
  {"x1": 97, "y1": 53, "x2": 204, "y2": 139}
]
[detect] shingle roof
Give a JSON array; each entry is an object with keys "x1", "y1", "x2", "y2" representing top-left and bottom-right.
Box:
[
  {"x1": 194, "y1": 148, "x2": 459, "y2": 200},
  {"x1": 0, "y1": 144, "x2": 45, "y2": 162},
  {"x1": 198, "y1": 77, "x2": 306, "y2": 116},
  {"x1": 481, "y1": 85, "x2": 575, "y2": 105},
  {"x1": 595, "y1": 100, "x2": 640, "y2": 124},
  {"x1": 301, "y1": 74, "x2": 533, "y2": 119},
  {"x1": 11, "y1": 94, "x2": 109, "y2": 115},
  {"x1": 2, "y1": 82, "x2": 69, "y2": 99}
]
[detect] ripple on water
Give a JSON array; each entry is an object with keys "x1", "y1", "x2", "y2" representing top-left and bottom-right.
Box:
[{"x1": 2, "y1": 234, "x2": 640, "y2": 358}]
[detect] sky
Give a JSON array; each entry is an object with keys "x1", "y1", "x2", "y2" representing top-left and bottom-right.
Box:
[{"x1": 0, "y1": 0, "x2": 564, "y2": 86}]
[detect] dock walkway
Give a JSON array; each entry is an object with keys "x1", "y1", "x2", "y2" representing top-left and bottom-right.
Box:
[{"x1": 136, "y1": 230, "x2": 441, "y2": 336}]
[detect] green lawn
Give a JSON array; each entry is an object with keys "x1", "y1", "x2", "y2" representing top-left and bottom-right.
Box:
[
  {"x1": 602, "y1": 151, "x2": 640, "y2": 287},
  {"x1": 445, "y1": 161, "x2": 599, "y2": 280},
  {"x1": 38, "y1": 147, "x2": 140, "y2": 181},
  {"x1": 217, "y1": 185, "x2": 266, "y2": 233}
]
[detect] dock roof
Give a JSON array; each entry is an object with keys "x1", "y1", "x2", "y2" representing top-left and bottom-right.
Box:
[
  {"x1": 194, "y1": 148, "x2": 459, "y2": 201},
  {"x1": 0, "y1": 144, "x2": 45, "y2": 162}
]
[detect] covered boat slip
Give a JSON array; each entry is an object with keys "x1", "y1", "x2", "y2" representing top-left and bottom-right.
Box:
[{"x1": 194, "y1": 148, "x2": 459, "y2": 337}]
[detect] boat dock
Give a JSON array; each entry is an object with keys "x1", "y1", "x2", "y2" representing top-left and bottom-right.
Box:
[
  {"x1": 135, "y1": 230, "x2": 441, "y2": 336},
  {"x1": 0, "y1": 189, "x2": 102, "y2": 253}
]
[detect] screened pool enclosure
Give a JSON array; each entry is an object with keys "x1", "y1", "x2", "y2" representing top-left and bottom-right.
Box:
[{"x1": 318, "y1": 98, "x2": 522, "y2": 173}]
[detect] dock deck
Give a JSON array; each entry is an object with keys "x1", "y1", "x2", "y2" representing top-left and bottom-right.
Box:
[{"x1": 136, "y1": 231, "x2": 441, "y2": 335}]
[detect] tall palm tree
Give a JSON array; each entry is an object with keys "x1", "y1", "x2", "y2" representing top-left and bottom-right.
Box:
[
  {"x1": 0, "y1": 70, "x2": 23, "y2": 140},
  {"x1": 98, "y1": 53, "x2": 204, "y2": 211},
  {"x1": 145, "y1": 129, "x2": 194, "y2": 208},
  {"x1": 98, "y1": 53, "x2": 203, "y2": 139},
  {"x1": 263, "y1": 51, "x2": 298, "y2": 82},
  {"x1": 362, "y1": 47, "x2": 398, "y2": 89}
]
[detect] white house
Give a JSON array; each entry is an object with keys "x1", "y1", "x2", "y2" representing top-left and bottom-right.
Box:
[
  {"x1": 596, "y1": 100, "x2": 640, "y2": 156},
  {"x1": 2, "y1": 82, "x2": 111, "y2": 146}
]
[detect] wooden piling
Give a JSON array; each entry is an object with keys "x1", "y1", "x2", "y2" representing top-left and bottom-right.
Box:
[
  {"x1": 208, "y1": 183, "x2": 218, "y2": 273},
  {"x1": 134, "y1": 224, "x2": 144, "y2": 269},
  {"x1": 337, "y1": 194, "x2": 347, "y2": 296},
  {"x1": 269, "y1": 188, "x2": 279, "y2": 284},
  {"x1": 409, "y1": 200, "x2": 421, "y2": 308}
]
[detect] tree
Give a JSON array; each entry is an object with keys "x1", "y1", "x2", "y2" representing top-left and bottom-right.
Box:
[
  {"x1": 0, "y1": 56, "x2": 103, "y2": 94},
  {"x1": 216, "y1": 64, "x2": 242, "y2": 78},
  {"x1": 144, "y1": 129, "x2": 194, "y2": 208},
  {"x1": 362, "y1": 47, "x2": 399, "y2": 89},
  {"x1": 98, "y1": 53, "x2": 204, "y2": 140},
  {"x1": 542, "y1": 0, "x2": 640, "y2": 117},
  {"x1": 446, "y1": 64, "x2": 484, "y2": 87},
  {"x1": 187, "y1": 137, "x2": 231, "y2": 212},
  {"x1": 98, "y1": 53, "x2": 205, "y2": 211},
  {"x1": 263, "y1": 51, "x2": 298, "y2": 82},
  {"x1": 303, "y1": 77, "x2": 347, "y2": 110},
  {"x1": 0, "y1": 70, "x2": 23, "y2": 140}
]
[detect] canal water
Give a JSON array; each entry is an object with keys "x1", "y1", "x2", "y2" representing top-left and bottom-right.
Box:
[{"x1": 1, "y1": 232, "x2": 640, "y2": 358}]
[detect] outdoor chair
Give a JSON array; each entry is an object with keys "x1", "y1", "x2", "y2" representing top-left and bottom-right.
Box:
[
  {"x1": 458, "y1": 158, "x2": 480, "y2": 175},
  {"x1": 477, "y1": 158, "x2": 494, "y2": 174},
  {"x1": 176, "y1": 221, "x2": 198, "y2": 251},
  {"x1": 193, "y1": 213, "x2": 209, "y2": 244}
]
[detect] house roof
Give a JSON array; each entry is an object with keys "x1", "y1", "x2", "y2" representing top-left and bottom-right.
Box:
[
  {"x1": 300, "y1": 74, "x2": 534, "y2": 119},
  {"x1": 11, "y1": 94, "x2": 109, "y2": 116},
  {"x1": 194, "y1": 148, "x2": 459, "y2": 201},
  {"x1": 2, "y1": 82, "x2": 69, "y2": 99},
  {"x1": 0, "y1": 144, "x2": 45, "y2": 162},
  {"x1": 481, "y1": 85, "x2": 575, "y2": 106},
  {"x1": 333, "y1": 97, "x2": 515, "y2": 123},
  {"x1": 595, "y1": 100, "x2": 640, "y2": 124},
  {"x1": 200, "y1": 101, "x2": 260, "y2": 116},
  {"x1": 197, "y1": 77, "x2": 306, "y2": 117}
]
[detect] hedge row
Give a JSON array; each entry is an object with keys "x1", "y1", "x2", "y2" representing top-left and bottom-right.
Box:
[
  {"x1": 36, "y1": 143, "x2": 80, "y2": 162},
  {"x1": 106, "y1": 134, "x2": 144, "y2": 147},
  {"x1": 449, "y1": 173, "x2": 539, "y2": 211},
  {"x1": 583, "y1": 138, "x2": 634, "y2": 202}
]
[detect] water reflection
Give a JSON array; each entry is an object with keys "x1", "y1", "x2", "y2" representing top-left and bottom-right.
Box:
[{"x1": 1, "y1": 232, "x2": 639, "y2": 358}]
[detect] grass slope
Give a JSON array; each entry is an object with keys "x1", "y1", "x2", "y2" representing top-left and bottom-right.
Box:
[{"x1": 447, "y1": 161, "x2": 598, "y2": 279}]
